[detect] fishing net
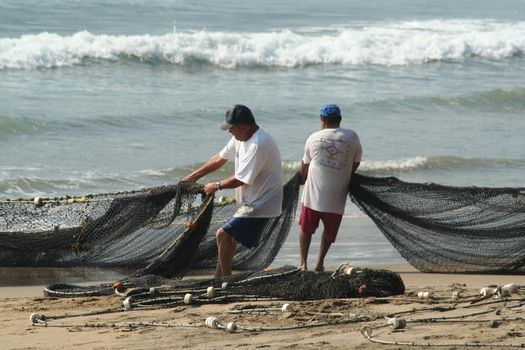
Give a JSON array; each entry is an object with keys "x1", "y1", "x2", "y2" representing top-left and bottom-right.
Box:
[
  {"x1": 0, "y1": 182, "x2": 209, "y2": 271},
  {"x1": 5, "y1": 167, "x2": 523, "y2": 277},
  {"x1": 44, "y1": 265, "x2": 405, "y2": 301},
  {"x1": 0, "y1": 173, "x2": 301, "y2": 277},
  {"x1": 349, "y1": 173, "x2": 525, "y2": 273}
]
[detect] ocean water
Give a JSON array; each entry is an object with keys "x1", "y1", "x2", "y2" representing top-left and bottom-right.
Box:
[{"x1": 2, "y1": 0, "x2": 525, "y2": 280}]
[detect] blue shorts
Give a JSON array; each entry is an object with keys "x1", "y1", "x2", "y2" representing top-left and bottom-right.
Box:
[{"x1": 222, "y1": 217, "x2": 271, "y2": 248}]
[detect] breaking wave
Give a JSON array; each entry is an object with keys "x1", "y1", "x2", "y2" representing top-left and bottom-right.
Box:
[
  {"x1": 1, "y1": 19, "x2": 525, "y2": 70},
  {"x1": 2, "y1": 156, "x2": 524, "y2": 198}
]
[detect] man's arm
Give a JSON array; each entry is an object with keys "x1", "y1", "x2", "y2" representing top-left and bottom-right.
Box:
[
  {"x1": 300, "y1": 161, "x2": 309, "y2": 185},
  {"x1": 203, "y1": 175, "x2": 245, "y2": 195},
  {"x1": 183, "y1": 154, "x2": 227, "y2": 182}
]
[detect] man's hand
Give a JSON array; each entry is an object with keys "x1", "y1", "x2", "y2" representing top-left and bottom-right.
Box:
[{"x1": 203, "y1": 182, "x2": 219, "y2": 195}]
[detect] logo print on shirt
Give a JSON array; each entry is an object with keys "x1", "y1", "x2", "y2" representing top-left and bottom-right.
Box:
[
  {"x1": 323, "y1": 144, "x2": 341, "y2": 157},
  {"x1": 317, "y1": 138, "x2": 350, "y2": 170}
]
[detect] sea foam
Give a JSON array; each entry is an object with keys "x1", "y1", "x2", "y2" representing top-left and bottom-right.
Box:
[
  {"x1": 283, "y1": 155, "x2": 525, "y2": 175},
  {"x1": 1, "y1": 19, "x2": 524, "y2": 70}
]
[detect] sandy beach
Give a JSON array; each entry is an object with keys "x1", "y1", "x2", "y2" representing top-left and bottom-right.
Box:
[{"x1": 2, "y1": 264, "x2": 525, "y2": 350}]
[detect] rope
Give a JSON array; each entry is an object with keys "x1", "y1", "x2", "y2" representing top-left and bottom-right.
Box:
[
  {"x1": 361, "y1": 326, "x2": 525, "y2": 348},
  {"x1": 30, "y1": 309, "x2": 366, "y2": 332},
  {"x1": 30, "y1": 269, "x2": 525, "y2": 347},
  {"x1": 29, "y1": 307, "x2": 122, "y2": 324},
  {"x1": 32, "y1": 319, "x2": 204, "y2": 329},
  {"x1": 235, "y1": 318, "x2": 364, "y2": 332},
  {"x1": 358, "y1": 292, "x2": 525, "y2": 347}
]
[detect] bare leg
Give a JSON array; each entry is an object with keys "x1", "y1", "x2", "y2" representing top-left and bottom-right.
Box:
[
  {"x1": 214, "y1": 228, "x2": 223, "y2": 277},
  {"x1": 215, "y1": 228, "x2": 237, "y2": 277},
  {"x1": 299, "y1": 230, "x2": 313, "y2": 271},
  {"x1": 315, "y1": 230, "x2": 332, "y2": 272}
]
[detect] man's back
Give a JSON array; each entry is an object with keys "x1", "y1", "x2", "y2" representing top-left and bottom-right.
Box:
[{"x1": 302, "y1": 127, "x2": 362, "y2": 214}]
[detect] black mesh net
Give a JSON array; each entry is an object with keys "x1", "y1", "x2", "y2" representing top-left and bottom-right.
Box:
[
  {"x1": 0, "y1": 173, "x2": 301, "y2": 278},
  {"x1": 5, "y1": 170, "x2": 521, "y2": 278},
  {"x1": 349, "y1": 173, "x2": 525, "y2": 273}
]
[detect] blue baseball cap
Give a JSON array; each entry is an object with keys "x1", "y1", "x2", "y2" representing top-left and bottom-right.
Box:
[{"x1": 320, "y1": 104, "x2": 341, "y2": 118}]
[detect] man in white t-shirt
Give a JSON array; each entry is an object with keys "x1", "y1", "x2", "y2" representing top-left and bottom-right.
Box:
[
  {"x1": 184, "y1": 104, "x2": 283, "y2": 277},
  {"x1": 299, "y1": 104, "x2": 362, "y2": 272}
]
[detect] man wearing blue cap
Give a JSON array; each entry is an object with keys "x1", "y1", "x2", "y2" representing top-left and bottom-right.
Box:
[
  {"x1": 184, "y1": 104, "x2": 283, "y2": 277},
  {"x1": 299, "y1": 104, "x2": 362, "y2": 272}
]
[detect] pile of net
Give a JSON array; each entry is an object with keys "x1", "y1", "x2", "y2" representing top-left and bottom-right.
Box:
[
  {"x1": 44, "y1": 265, "x2": 405, "y2": 303},
  {"x1": 349, "y1": 174, "x2": 525, "y2": 273},
  {"x1": 0, "y1": 173, "x2": 301, "y2": 277}
]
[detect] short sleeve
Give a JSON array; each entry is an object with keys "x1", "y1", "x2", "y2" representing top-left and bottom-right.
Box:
[
  {"x1": 218, "y1": 137, "x2": 236, "y2": 161},
  {"x1": 302, "y1": 135, "x2": 313, "y2": 164}
]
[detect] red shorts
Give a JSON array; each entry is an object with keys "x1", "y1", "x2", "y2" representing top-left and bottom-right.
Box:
[{"x1": 299, "y1": 205, "x2": 343, "y2": 243}]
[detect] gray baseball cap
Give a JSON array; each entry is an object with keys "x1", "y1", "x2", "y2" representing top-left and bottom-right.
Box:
[{"x1": 219, "y1": 104, "x2": 255, "y2": 130}]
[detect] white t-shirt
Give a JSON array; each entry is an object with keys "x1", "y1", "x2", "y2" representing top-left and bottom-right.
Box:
[
  {"x1": 219, "y1": 127, "x2": 283, "y2": 218},
  {"x1": 301, "y1": 127, "x2": 362, "y2": 215}
]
